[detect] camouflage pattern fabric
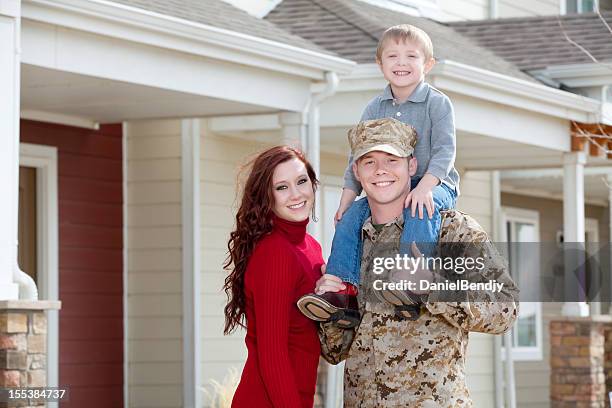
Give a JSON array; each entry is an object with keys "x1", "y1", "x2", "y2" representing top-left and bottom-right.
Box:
[{"x1": 319, "y1": 209, "x2": 519, "y2": 407}]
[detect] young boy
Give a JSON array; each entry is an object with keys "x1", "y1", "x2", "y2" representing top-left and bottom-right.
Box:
[{"x1": 298, "y1": 24, "x2": 460, "y2": 327}]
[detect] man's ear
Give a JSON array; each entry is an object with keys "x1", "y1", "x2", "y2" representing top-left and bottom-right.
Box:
[
  {"x1": 352, "y1": 162, "x2": 360, "y2": 182},
  {"x1": 408, "y1": 157, "x2": 418, "y2": 176},
  {"x1": 424, "y1": 58, "x2": 436, "y2": 75}
]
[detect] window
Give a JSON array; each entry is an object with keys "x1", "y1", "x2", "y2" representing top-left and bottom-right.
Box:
[
  {"x1": 566, "y1": 0, "x2": 597, "y2": 13},
  {"x1": 502, "y1": 207, "x2": 543, "y2": 361}
]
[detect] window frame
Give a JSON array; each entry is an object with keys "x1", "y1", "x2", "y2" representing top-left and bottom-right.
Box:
[{"x1": 502, "y1": 207, "x2": 544, "y2": 362}]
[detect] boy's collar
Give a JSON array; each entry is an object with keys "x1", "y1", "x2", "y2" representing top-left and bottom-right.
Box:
[{"x1": 382, "y1": 81, "x2": 428, "y2": 103}]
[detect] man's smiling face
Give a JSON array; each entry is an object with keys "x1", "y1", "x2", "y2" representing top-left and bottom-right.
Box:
[{"x1": 353, "y1": 151, "x2": 416, "y2": 206}]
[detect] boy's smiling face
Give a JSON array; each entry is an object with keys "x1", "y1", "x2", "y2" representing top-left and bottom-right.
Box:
[{"x1": 377, "y1": 38, "x2": 435, "y2": 97}]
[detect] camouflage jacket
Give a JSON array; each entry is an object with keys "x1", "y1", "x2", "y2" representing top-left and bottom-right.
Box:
[{"x1": 319, "y1": 210, "x2": 519, "y2": 408}]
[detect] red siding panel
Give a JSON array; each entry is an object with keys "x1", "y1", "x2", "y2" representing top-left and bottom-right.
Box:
[{"x1": 20, "y1": 120, "x2": 123, "y2": 408}]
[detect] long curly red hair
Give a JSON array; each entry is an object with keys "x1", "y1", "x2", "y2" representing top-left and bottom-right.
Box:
[{"x1": 223, "y1": 146, "x2": 318, "y2": 334}]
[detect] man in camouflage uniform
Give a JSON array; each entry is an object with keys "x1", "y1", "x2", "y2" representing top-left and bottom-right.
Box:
[{"x1": 315, "y1": 118, "x2": 519, "y2": 407}]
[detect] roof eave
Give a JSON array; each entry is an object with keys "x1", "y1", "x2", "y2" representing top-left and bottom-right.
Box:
[
  {"x1": 529, "y1": 63, "x2": 612, "y2": 88},
  {"x1": 23, "y1": 0, "x2": 356, "y2": 80},
  {"x1": 337, "y1": 61, "x2": 602, "y2": 123}
]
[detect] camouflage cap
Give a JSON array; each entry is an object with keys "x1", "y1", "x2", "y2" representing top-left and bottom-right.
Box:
[{"x1": 348, "y1": 118, "x2": 417, "y2": 161}]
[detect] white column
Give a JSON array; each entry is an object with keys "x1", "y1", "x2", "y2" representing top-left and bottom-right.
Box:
[
  {"x1": 307, "y1": 104, "x2": 323, "y2": 242},
  {"x1": 279, "y1": 112, "x2": 305, "y2": 149},
  {"x1": 182, "y1": 119, "x2": 201, "y2": 408},
  {"x1": 561, "y1": 152, "x2": 589, "y2": 316},
  {"x1": 0, "y1": 0, "x2": 22, "y2": 299}
]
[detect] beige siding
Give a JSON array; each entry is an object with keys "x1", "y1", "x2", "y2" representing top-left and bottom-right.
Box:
[
  {"x1": 127, "y1": 120, "x2": 184, "y2": 408},
  {"x1": 200, "y1": 129, "x2": 271, "y2": 393},
  {"x1": 437, "y1": 0, "x2": 488, "y2": 21},
  {"x1": 501, "y1": 192, "x2": 610, "y2": 408},
  {"x1": 435, "y1": 0, "x2": 560, "y2": 20},
  {"x1": 499, "y1": 0, "x2": 560, "y2": 18},
  {"x1": 456, "y1": 171, "x2": 498, "y2": 407}
]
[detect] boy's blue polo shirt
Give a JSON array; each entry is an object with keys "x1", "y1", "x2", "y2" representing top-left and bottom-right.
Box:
[{"x1": 343, "y1": 81, "x2": 460, "y2": 195}]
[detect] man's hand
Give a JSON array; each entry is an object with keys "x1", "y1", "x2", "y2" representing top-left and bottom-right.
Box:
[
  {"x1": 315, "y1": 274, "x2": 345, "y2": 295},
  {"x1": 389, "y1": 242, "x2": 433, "y2": 295},
  {"x1": 404, "y1": 173, "x2": 440, "y2": 219}
]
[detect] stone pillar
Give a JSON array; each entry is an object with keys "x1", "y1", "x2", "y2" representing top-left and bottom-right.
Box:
[
  {"x1": 0, "y1": 301, "x2": 60, "y2": 407},
  {"x1": 550, "y1": 316, "x2": 612, "y2": 408}
]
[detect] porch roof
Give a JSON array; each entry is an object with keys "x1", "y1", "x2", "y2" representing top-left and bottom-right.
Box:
[{"x1": 109, "y1": 0, "x2": 335, "y2": 56}]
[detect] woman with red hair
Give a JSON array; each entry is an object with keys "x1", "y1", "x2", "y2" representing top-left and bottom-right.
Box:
[{"x1": 224, "y1": 146, "x2": 324, "y2": 408}]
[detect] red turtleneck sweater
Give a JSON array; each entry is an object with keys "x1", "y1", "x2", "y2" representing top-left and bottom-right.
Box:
[{"x1": 232, "y1": 216, "x2": 324, "y2": 408}]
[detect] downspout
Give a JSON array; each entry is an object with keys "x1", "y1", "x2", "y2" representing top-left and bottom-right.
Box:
[
  {"x1": 489, "y1": 0, "x2": 498, "y2": 18},
  {"x1": 491, "y1": 171, "x2": 504, "y2": 408},
  {"x1": 305, "y1": 71, "x2": 339, "y2": 242},
  {"x1": 302, "y1": 71, "x2": 340, "y2": 408},
  {"x1": 10, "y1": 2, "x2": 37, "y2": 300},
  {"x1": 492, "y1": 171, "x2": 516, "y2": 408}
]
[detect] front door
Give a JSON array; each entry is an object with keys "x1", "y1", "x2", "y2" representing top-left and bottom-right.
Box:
[{"x1": 18, "y1": 166, "x2": 37, "y2": 282}]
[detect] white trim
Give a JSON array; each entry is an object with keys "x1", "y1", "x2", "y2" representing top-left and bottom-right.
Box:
[
  {"x1": 502, "y1": 207, "x2": 544, "y2": 362},
  {"x1": 530, "y1": 63, "x2": 612, "y2": 88},
  {"x1": 356, "y1": 0, "x2": 441, "y2": 18},
  {"x1": 121, "y1": 122, "x2": 129, "y2": 408},
  {"x1": 23, "y1": 0, "x2": 355, "y2": 80},
  {"x1": 21, "y1": 110, "x2": 100, "y2": 130},
  {"x1": 432, "y1": 61, "x2": 601, "y2": 123},
  {"x1": 18, "y1": 142, "x2": 59, "y2": 407},
  {"x1": 336, "y1": 62, "x2": 602, "y2": 123},
  {"x1": 181, "y1": 119, "x2": 201, "y2": 408}
]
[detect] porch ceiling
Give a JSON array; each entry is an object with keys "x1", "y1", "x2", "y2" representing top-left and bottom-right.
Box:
[
  {"x1": 21, "y1": 65, "x2": 274, "y2": 124},
  {"x1": 218, "y1": 125, "x2": 611, "y2": 170},
  {"x1": 501, "y1": 170, "x2": 612, "y2": 205}
]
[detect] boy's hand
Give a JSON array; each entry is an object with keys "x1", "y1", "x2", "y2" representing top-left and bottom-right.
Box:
[
  {"x1": 404, "y1": 173, "x2": 440, "y2": 219},
  {"x1": 315, "y1": 274, "x2": 345, "y2": 295},
  {"x1": 334, "y1": 188, "x2": 358, "y2": 226},
  {"x1": 404, "y1": 184, "x2": 434, "y2": 219}
]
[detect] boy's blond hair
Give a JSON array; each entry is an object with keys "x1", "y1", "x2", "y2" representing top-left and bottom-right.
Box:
[{"x1": 376, "y1": 24, "x2": 434, "y2": 62}]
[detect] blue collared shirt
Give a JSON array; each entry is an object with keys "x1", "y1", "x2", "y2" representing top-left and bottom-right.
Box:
[{"x1": 344, "y1": 81, "x2": 460, "y2": 195}]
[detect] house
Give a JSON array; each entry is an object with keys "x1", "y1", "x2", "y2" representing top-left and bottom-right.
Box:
[
  {"x1": 266, "y1": 1, "x2": 612, "y2": 406},
  {"x1": 2, "y1": 0, "x2": 611, "y2": 407}
]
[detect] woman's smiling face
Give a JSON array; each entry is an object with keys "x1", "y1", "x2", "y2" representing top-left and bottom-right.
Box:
[{"x1": 271, "y1": 158, "x2": 314, "y2": 222}]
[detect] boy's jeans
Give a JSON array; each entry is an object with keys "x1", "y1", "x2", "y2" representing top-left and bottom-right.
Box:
[{"x1": 326, "y1": 179, "x2": 457, "y2": 286}]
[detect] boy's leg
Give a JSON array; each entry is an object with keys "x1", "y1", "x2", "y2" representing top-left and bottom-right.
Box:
[
  {"x1": 376, "y1": 183, "x2": 456, "y2": 319},
  {"x1": 297, "y1": 197, "x2": 370, "y2": 328},
  {"x1": 325, "y1": 197, "x2": 371, "y2": 285}
]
